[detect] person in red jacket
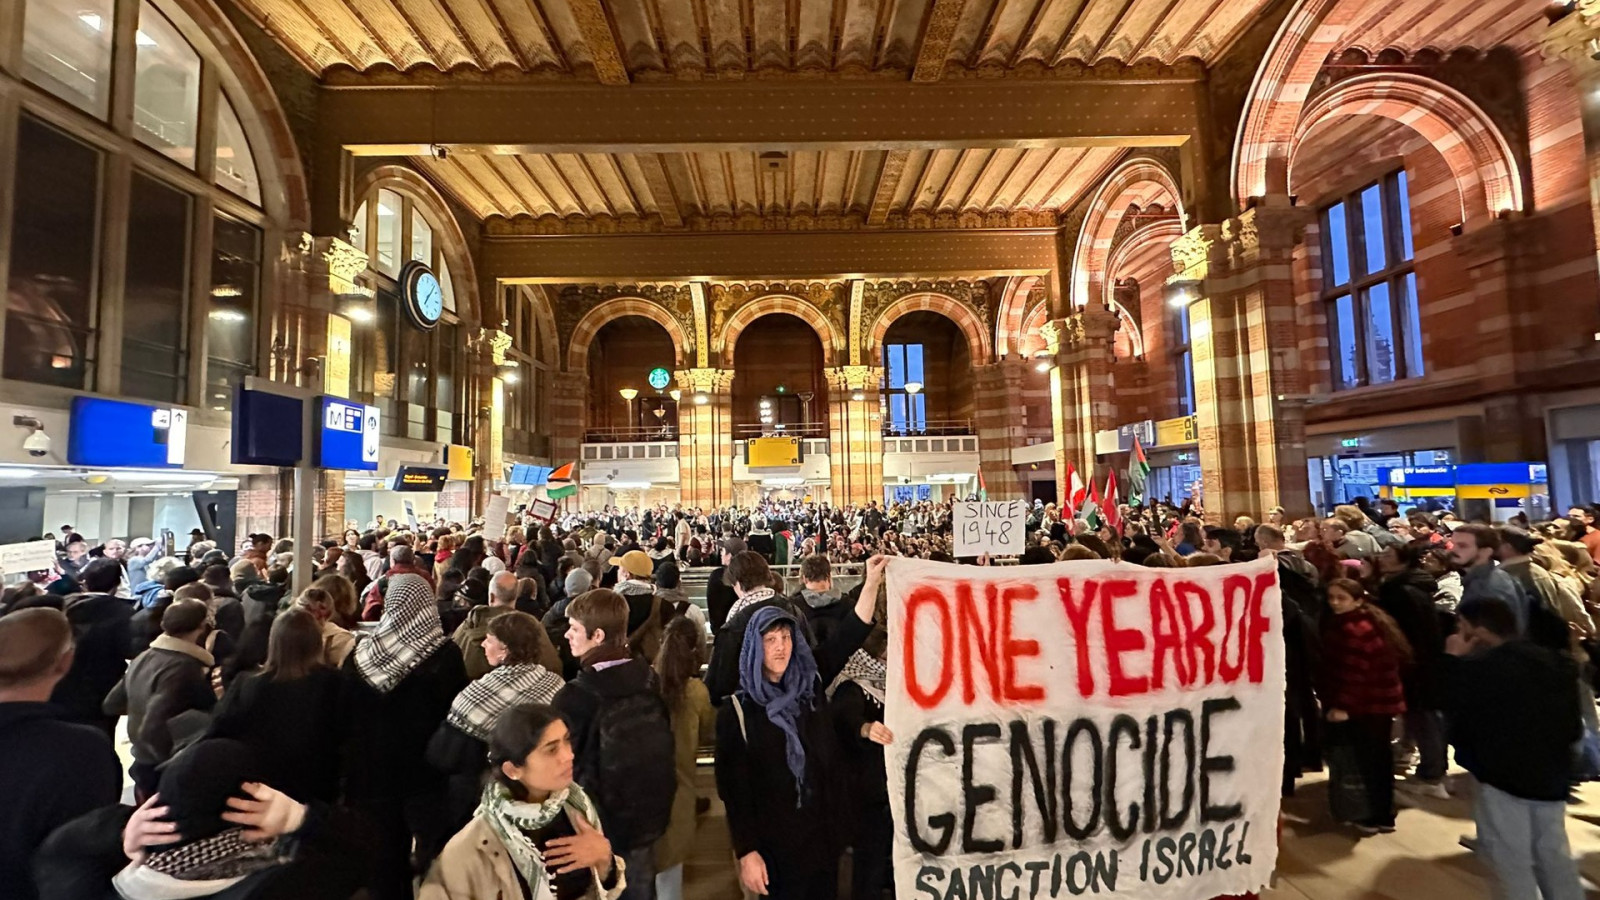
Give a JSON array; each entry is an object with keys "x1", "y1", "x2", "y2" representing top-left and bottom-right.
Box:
[{"x1": 1319, "y1": 577, "x2": 1412, "y2": 833}]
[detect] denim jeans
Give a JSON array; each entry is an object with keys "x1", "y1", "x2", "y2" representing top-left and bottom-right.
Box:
[
  {"x1": 654, "y1": 864, "x2": 682, "y2": 900},
  {"x1": 619, "y1": 844, "x2": 657, "y2": 900},
  {"x1": 1404, "y1": 708, "x2": 1448, "y2": 781},
  {"x1": 1474, "y1": 781, "x2": 1584, "y2": 900}
]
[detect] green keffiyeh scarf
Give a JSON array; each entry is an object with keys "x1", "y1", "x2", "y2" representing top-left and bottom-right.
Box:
[{"x1": 477, "y1": 780, "x2": 603, "y2": 898}]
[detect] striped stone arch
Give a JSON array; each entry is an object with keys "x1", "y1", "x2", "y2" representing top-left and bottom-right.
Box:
[
  {"x1": 995, "y1": 275, "x2": 1042, "y2": 359},
  {"x1": 868, "y1": 293, "x2": 994, "y2": 367},
  {"x1": 523, "y1": 286, "x2": 561, "y2": 366},
  {"x1": 1290, "y1": 73, "x2": 1524, "y2": 224},
  {"x1": 567, "y1": 298, "x2": 690, "y2": 373},
  {"x1": 1017, "y1": 302, "x2": 1053, "y2": 356},
  {"x1": 352, "y1": 165, "x2": 484, "y2": 324},
  {"x1": 1070, "y1": 158, "x2": 1183, "y2": 335},
  {"x1": 718, "y1": 294, "x2": 841, "y2": 366},
  {"x1": 1102, "y1": 218, "x2": 1184, "y2": 359}
]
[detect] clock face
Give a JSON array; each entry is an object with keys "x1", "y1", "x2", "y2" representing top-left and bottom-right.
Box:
[{"x1": 402, "y1": 262, "x2": 443, "y2": 330}]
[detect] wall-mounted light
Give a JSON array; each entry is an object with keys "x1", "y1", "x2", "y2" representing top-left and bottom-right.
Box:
[
  {"x1": 668, "y1": 389, "x2": 681, "y2": 403},
  {"x1": 1034, "y1": 359, "x2": 1052, "y2": 373},
  {"x1": 1164, "y1": 280, "x2": 1201, "y2": 308},
  {"x1": 693, "y1": 392, "x2": 709, "y2": 406},
  {"x1": 850, "y1": 390, "x2": 866, "y2": 402}
]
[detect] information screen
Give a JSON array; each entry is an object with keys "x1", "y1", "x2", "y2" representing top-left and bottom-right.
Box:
[
  {"x1": 67, "y1": 396, "x2": 187, "y2": 468},
  {"x1": 316, "y1": 396, "x2": 379, "y2": 471}
]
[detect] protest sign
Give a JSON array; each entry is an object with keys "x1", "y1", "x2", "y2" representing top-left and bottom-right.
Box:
[
  {"x1": 952, "y1": 500, "x2": 1026, "y2": 557},
  {"x1": 0, "y1": 539, "x2": 56, "y2": 575},
  {"x1": 528, "y1": 498, "x2": 557, "y2": 523},
  {"x1": 483, "y1": 494, "x2": 511, "y2": 530},
  {"x1": 885, "y1": 556, "x2": 1283, "y2": 900}
]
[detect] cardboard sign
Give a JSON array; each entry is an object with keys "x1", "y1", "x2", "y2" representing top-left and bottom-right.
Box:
[
  {"x1": 529, "y1": 498, "x2": 557, "y2": 523},
  {"x1": 483, "y1": 494, "x2": 511, "y2": 531},
  {"x1": 952, "y1": 500, "x2": 1026, "y2": 557},
  {"x1": 0, "y1": 539, "x2": 58, "y2": 575},
  {"x1": 885, "y1": 556, "x2": 1284, "y2": 900}
]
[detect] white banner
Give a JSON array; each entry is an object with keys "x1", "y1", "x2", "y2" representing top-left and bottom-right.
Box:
[
  {"x1": 885, "y1": 556, "x2": 1283, "y2": 900},
  {"x1": 0, "y1": 539, "x2": 58, "y2": 575},
  {"x1": 952, "y1": 500, "x2": 1027, "y2": 557}
]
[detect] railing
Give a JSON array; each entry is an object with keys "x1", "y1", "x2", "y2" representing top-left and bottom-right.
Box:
[
  {"x1": 733, "y1": 422, "x2": 829, "y2": 438},
  {"x1": 583, "y1": 425, "x2": 679, "y2": 443},
  {"x1": 881, "y1": 418, "x2": 974, "y2": 437}
]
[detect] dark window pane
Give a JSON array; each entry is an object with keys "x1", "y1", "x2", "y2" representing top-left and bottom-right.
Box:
[
  {"x1": 1324, "y1": 202, "x2": 1350, "y2": 287},
  {"x1": 121, "y1": 173, "x2": 190, "y2": 403},
  {"x1": 1332, "y1": 294, "x2": 1360, "y2": 390},
  {"x1": 912, "y1": 394, "x2": 926, "y2": 430},
  {"x1": 206, "y1": 216, "x2": 259, "y2": 411},
  {"x1": 1395, "y1": 171, "x2": 1414, "y2": 261},
  {"x1": 5, "y1": 116, "x2": 99, "y2": 388},
  {"x1": 1178, "y1": 351, "x2": 1195, "y2": 415},
  {"x1": 1401, "y1": 273, "x2": 1424, "y2": 377},
  {"x1": 1360, "y1": 184, "x2": 1386, "y2": 274},
  {"x1": 1363, "y1": 281, "x2": 1396, "y2": 385}
]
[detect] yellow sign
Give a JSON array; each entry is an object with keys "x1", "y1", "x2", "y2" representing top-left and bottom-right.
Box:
[
  {"x1": 1154, "y1": 414, "x2": 1198, "y2": 447},
  {"x1": 445, "y1": 444, "x2": 474, "y2": 481},
  {"x1": 1457, "y1": 483, "x2": 1535, "y2": 499},
  {"x1": 325, "y1": 314, "x2": 352, "y2": 397},
  {"x1": 747, "y1": 436, "x2": 803, "y2": 467}
]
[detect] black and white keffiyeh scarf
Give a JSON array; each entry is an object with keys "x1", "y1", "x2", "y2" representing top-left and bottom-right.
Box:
[
  {"x1": 447, "y1": 663, "x2": 565, "y2": 741},
  {"x1": 827, "y1": 649, "x2": 887, "y2": 704},
  {"x1": 352, "y1": 574, "x2": 446, "y2": 693},
  {"x1": 725, "y1": 586, "x2": 776, "y2": 625}
]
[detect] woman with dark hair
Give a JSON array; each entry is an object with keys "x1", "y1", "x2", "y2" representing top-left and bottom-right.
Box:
[
  {"x1": 714, "y1": 556, "x2": 887, "y2": 900},
  {"x1": 1375, "y1": 541, "x2": 1447, "y2": 796},
  {"x1": 832, "y1": 625, "x2": 892, "y2": 900},
  {"x1": 422, "y1": 704, "x2": 624, "y2": 900},
  {"x1": 429, "y1": 612, "x2": 566, "y2": 833},
  {"x1": 452, "y1": 535, "x2": 488, "y2": 575},
  {"x1": 1320, "y1": 577, "x2": 1411, "y2": 834},
  {"x1": 652, "y1": 617, "x2": 714, "y2": 900},
  {"x1": 338, "y1": 552, "x2": 371, "y2": 605},
  {"x1": 208, "y1": 610, "x2": 343, "y2": 803}
]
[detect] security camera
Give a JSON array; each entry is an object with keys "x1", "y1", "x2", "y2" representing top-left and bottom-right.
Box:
[
  {"x1": 23, "y1": 430, "x2": 50, "y2": 458},
  {"x1": 431, "y1": 144, "x2": 449, "y2": 160}
]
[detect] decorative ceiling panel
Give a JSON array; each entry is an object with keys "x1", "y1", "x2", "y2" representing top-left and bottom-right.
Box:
[
  {"x1": 232, "y1": 0, "x2": 1273, "y2": 80},
  {"x1": 1331, "y1": 0, "x2": 1543, "y2": 55},
  {"x1": 414, "y1": 146, "x2": 1120, "y2": 230}
]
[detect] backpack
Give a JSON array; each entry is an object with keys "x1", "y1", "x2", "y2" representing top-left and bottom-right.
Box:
[{"x1": 571, "y1": 676, "x2": 676, "y2": 851}]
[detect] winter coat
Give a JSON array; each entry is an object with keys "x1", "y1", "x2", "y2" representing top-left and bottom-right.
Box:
[
  {"x1": 1377, "y1": 568, "x2": 1444, "y2": 710},
  {"x1": 616, "y1": 580, "x2": 664, "y2": 662},
  {"x1": 706, "y1": 567, "x2": 737, "y2": 632},
  {"x1": 419, "y1": 812, "x2": 624, "y2": 900},
  {"x1": 1317, "y1": 607, "x2": 1406, "y2": 718},
  {"x1": 1441, "y1": 640, "x2": 1582, "y2": 802},
  {"x1": 654, "y1": 678, "x2": 715, "y2": 871},
  {"x1": 50, "y1": 592, "x2": 132, "y2": 730},
  {"x1": 0, "y1": 703, "x2": 121, "y2": 900},
  {"x1": 208, "y1": 667, "x2": 344, "y2": 804},
  {"x1": 453, "y1": 604, "x2": 563, "y2": 679},
  {"x1": 103, "y1": 634, "x2": 217, "y2": 765},
  {"x1": 339, "y1": 643, "x2": 468, "y2": 811}
]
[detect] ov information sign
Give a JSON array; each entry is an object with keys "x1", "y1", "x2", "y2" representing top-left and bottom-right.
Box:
[
  {"x1": 953, "y1": 500, "x2": 1026, "y2": 557},
  {"x1": 885, "y1": 556, "x2": 1283, "y2": 900}
]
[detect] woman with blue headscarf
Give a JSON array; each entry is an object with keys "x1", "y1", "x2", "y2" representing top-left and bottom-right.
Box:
[{"x1": 715, "y1": 555, "x2": 889, "y2": 900}]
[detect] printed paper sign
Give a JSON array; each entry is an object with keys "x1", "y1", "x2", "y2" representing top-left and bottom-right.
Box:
[
  {"x1": 952, "y1": 500, "x2": 1026, "y2": 557},
  {"x1": 0, "y1": 539, "x2": 58, "y2": 575},
  {"x1": 483, "y1": 494, "x2": 511, "y2": 530},
  {"x1": 529, "y1": 498, "x2": 557, "y2": 523},
  {"x1": 885, "y1": 556, "x2": 1284, "y2": 900}
]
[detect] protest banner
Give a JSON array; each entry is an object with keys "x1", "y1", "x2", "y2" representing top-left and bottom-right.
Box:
[
  {"x1": 885, "y1": 556, "x2": 1283, "y2": 900},
  {"x1": 952, "y1": 500, "x2": 1027, "y2": 557}
]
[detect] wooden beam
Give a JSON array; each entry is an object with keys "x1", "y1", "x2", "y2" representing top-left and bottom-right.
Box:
[
  {"x1": 866, "y1": 150, "x2": 908, "y2": 225},
  {"x1": 911, "y1": 0, "x2": 969, "y2": 83},
  {"x1": 570, "y1": 0, "x2": 632, "y2": 84}
]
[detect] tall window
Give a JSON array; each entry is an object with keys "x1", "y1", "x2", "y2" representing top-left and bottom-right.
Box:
[
  {"x1": 206, "y1": 217, "x2": 260, "y2": 410},
  {"x1": 882, "y1": 343, "x2": 926, "y2": 434},
  {"x1": 120, "y1": 173, "x2": 191, "y2": 403},
  {"x1": 1321, "y1": 171, "x2": 1422, "y2": 390},
  {"x1": 1172, "y1": 303, "x2": 1195, "y2": 416}
]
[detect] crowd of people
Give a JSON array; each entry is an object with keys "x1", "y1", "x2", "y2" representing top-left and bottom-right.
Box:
[{"x1": 0, "y1": 493, "x2": 1597, "y2": 900}]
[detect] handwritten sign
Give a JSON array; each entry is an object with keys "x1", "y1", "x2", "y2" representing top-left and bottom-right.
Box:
[
  {"x1": 529, "y1": 498, "x2": 557, "y2": 523},
  {"x1": 483, "y1": 494, "x2": 511, "y2": 531},
  {"x1": 0, "y1": 539, "x2": 57, "y2": 575},
  {"x1": 885, "y1": 556, "x2": 1283, "y2": 900},
  {"x1": 952, "y1": 500, "x2": 1026, "y2": 557}
]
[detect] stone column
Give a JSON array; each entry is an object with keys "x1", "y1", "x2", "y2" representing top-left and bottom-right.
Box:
[
  {"x1": 824, "y1": 366, "x2": 884, "y2": 506},
  {"x1": 548, "y1": 371, "x2": 589, "y2": 471},
  {"x1": 972, "y1": 360, "x2": 1027, "y2": 499},
  {"x1": 470, "y1": 328, "x2": 514, "y2": 515},
  {"x1": 675, "y1": 368, "x2": 735, "y2": 510},
  {"x1": 1043, "y1": 307, "x2": 1120, "y2": 502},
  {"x1": 1542, "y1": 9, "x2": 1600, "y2": 278}
]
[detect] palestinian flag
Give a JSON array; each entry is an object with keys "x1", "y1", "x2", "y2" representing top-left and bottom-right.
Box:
[
  {"x1": 1129, "y1": 436, "x2": 1150, "y2": 507},
  {"x1": 1065, "y1": 462, "x2": 1087, "y2": 517},
  {"x1": 1081, "y1": 474, "x2": 1102, "y2": 530},
  {"x1": 547, "y1": 483, "x2": 577, "y2": 500},
  {"x1": 1104, "y1": 471, "x2": 1123, "y2": 534},
  {"x1": 977, "y1": 468, "x2": 988, "y2": 502},
  {"x1": 549, "y1": 461, "x2": 575, "y2": 482}
]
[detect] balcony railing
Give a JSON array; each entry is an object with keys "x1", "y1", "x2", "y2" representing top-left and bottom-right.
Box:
[
  {"x1": 881, "y1": 418, "x2": 973, "y2": 437},
  {"x1": 733, "y1": 422, "x2": 829, "y2": 439},
  {"x1": 584, "y1": 425, "x2": 679, "y2": 443}
]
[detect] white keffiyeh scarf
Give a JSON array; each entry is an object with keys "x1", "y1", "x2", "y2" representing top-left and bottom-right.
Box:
[
  {"x1": 725, "y1": 586, "x2": 776, "y2": 624},
  {"x1": 446, "y1": 663, "x2": 564, "y2": 741},
  {"x1": 827, "y1": 649, "x2": 887, "y2": 704},
  {"x1": 478, "y1": 781, "x2": 608, "y2": 900},
  {"x1": 352, "y1": 574, "x2": 446, "y2": 693}
]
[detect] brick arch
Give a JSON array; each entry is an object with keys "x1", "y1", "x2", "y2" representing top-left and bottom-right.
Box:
[
  {"x1": 995, "y1": 275, "x2": 1043, "y2": 359},
  {"x1": 718, "y1": 295, "x2": 840, "y2": 366},
  {"x1": 168, "y1": 0, "x2": 309, "y2": 226},
  {"x1": 1290, "y1": 73, "x2": 1524, "y2": 225},
  {"x1": 352, "y1": 165, "x2": 484, "y2": 324},
  {"x1": 868, "y1": 293, "x2": 994, "y2": 367},
  {"x1": 1018, "y1": 302, "x2": 1052, "y2": 357},
  {"x1": 521, "y1": 286, "x2": 560, "y2": 366},
  {"x1": 1103, "y1": 219, "x2": 1183, "y2": 360},
  {"x1": 1071, "y1": 158, "x2": 1183, "y2": 335},
  {"x1": 567, "y1": 299, "x2": 689, "y2": 373}
]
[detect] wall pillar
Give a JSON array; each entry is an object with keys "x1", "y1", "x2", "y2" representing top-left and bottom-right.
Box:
[
  {"x1": 675, "y1": 368, "x2": 735, "y2": 510},
  {"x1": 972, "y1": 360, "x2": 1027, "y2": 499},
  {"x1": 1044, "y1": 308, "x2": 1120, "y2": 503},
  {"x1": 548, "y1": 371, "x2": 589, "y2": 469},
  {"x1": 824, "y1": 366, "x2": 884, "y2": 506},
  {"x1": 1542, "y1": 12, "x2": 1600, "y2": 279}
]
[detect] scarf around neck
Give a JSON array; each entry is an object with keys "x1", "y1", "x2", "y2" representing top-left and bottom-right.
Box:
[
  {"x1": 827, "y1": 649, "x2": 887, "y2": 704},
  {"x1": 726, "y1": 586, "x2": 776, "y2": 624},
  {"x1": 352, "y1": 574, "x2": 445, "y2": 693},
  {"x1": 738, "y1": 605, "x2": 819, "y2": 804},
  {"x1": 478, "y1": 781, "x2": 602, "y2": 899},
  {"x1": 447, "y1": 663, "x2": 564, "y2": 741}
]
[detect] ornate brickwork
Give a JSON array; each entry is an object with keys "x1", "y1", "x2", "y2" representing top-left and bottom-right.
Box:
[
  {"x1": 863, "y1": 284, "x2": 995, "y2": 366},
  {"x1": 563, "y1": 290, "x2": 694, "y2": 372}
]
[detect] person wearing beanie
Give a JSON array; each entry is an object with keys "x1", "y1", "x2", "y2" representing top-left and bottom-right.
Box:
[{"x1": 104, "y1": 599, "x2": 218, "y2": 798}]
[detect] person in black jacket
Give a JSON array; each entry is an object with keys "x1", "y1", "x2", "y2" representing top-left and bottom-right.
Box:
[
  {"x1": 707, "y1": 551, "x2": 815, "y2": 703},
  {"x1": 553, "y1": 589, "x2": 676, "y2": 900},
  {"x1": 706, "y1": 538, "x2": 744, "y2": 632},
  {"x1": 207, "y1": 609, "x2": 343, "y2": 804},
  {"x1": 1377, "y1": 542, "x2": 1448, "y2": 796},
  {"x1": 341, "y1": 573, "x2": 468, "y2": 900},
  {"x1": 1442, "y1": 597, "x2": 1584, "y2": 900},
  {"x1": 831, "y1": 625, "x2": 892, "y2": 900},
  {"x1": 51, "y1": 558, "x2": 133, "y2": 735},
  {"x1": 793, "y1": 553, "x2": 857, "y2": 649},
  {"x1": 716, "y1": 555, "x2": 884, "y2": 900},
  {"x1": 0, "y1": 608, "x2": 122, "y2": 900}
]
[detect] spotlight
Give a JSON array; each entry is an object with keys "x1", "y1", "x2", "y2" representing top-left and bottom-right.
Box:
[
  {"x1": 1034, "y1": 360, "x2": 1052, "y2": 373},
  {"x1": 693, "y1": 392, "x2": 709, "y2": 406},
  {"x1": 850, "y1": 390, "x2": 865, "y2": 402}
]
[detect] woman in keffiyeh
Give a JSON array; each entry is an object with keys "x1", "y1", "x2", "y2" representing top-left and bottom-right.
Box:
[
  {"x1": 829, "y1": 627, "x2": 894, "y2": 900},
  {"x1": 713, "y1": 556, "x2": 888, "y2": 900},
  {"x1": 429, "y1": 611, "x2": 565, "y2": 833},
  {"x1": 340, "y1": 573, "x2": 468, "y2": 900},
  {"x1": 422, "y1": 704, "x2": 624, "y2": 900}
]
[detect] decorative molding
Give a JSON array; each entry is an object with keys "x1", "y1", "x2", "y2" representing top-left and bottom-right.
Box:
[
  {"x1": 486, "y1": 329, "x2": 514, "y2": 366},
  {"x1": 568, "y1": 0, "x2": 630, "y2": 85},
  {"x1": 849, "y1": 280, "x2": 865, "y2": 366},
  {"x1": 673, "y1": 367, "x2": 736, "y2": 394},
  {"x1": 824, "y1": 365, "x2": 883, "y2": 392},
  {"x1": 911, "y1": 0, "x2": 969, "y2": 83},
  {"x1": 481, "y1": 207, "x2": 1064, "y2": 236},
  {"x1": 860, "y1": 279, "x2": 992, "y2": 332},
  {"x1": 689, "y1": 283, "x2": 710, "y2": 368}
]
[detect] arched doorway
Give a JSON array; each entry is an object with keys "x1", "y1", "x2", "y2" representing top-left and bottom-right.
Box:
[
  {"x1": 587, "y1": 316, "x2": 681, "y2": 441},
  {"x1": 730, "y1": 313, "x2": 828, "y2": 504},
  {"x1": 881, "y1": 312, "x2": 975, "y2": 436}
]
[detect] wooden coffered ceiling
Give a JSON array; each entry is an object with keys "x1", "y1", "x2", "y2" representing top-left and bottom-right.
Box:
[
  {"x1": 231, "y1": 0, "x2": 1269, "y2": 82},
  {"x1": 413, "y1": 146, "x2": 1120, "y2": 229},
  {"x1": 1329, "y1": 0, "x2": 1544, "y2": 57}
]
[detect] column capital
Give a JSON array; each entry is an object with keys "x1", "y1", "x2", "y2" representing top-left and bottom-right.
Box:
[
  {"x1": 1542, "y1": 9, "x2": 1600, "y2": 73},
  {"x1": 1040, "y1": 307, "x2": 1120, "y2": 356},
  {"x1": 824, "y1": 364, "x2": 883, "y2": 391},
  {"x1": 674, "y1": 367, "x2": 735, "y2": 394},
  {"x1": 1226, "y1": 200, "x2": 1314, "y2": 264},
  {"x1": 296, "y1": 234, "x2": 371, "y2": 296}
]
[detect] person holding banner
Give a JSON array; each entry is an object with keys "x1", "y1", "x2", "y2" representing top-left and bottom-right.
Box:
[{"x1": 715, "y1": 555, "x2": 888, "y2": 900}]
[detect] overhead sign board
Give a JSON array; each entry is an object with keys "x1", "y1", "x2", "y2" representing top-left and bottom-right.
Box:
[
  {"x1": 1154, "y1": 414, "x2": 1198, "y2": 447},
  {"x1": 67, "y1": 396, "x2": 187, "y2": 468},
  {"x1": 747, "y1": 436, "x2": 803, "y2": 467},
  {"x1": 316, "y1": 396, "x2": 379, "y2": 471},
  {"x1": 231, "y1": 386, "x2": 303, "y2": 467},
  {"x1": 391, "y1": 465, "x2": 448, "y2": 492}
]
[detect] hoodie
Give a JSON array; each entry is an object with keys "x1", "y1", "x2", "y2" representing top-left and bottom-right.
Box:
[{"x1": 0, "y1": 702, "x2": 122, "y2": 900}]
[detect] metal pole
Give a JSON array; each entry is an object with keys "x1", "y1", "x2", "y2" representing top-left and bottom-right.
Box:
[{"x1": 290, "y1": 463, "x2": 316, "y2": 600}]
